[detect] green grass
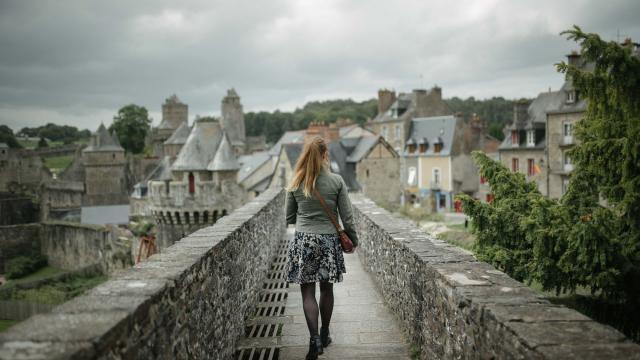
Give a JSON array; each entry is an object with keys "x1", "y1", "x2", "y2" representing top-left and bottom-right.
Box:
[
  {"x1": 43, "y1": 154, "x2": 74, "y2": 171},
  {"x1": 0, "y1": 320, "x2": 17, "y2": 332},
  {"x1": 4, "y1": 266, "x2": 64, "y2": 286},
  {"x1": 10, "y1": 275, "x2": 107, "y2": 305}
]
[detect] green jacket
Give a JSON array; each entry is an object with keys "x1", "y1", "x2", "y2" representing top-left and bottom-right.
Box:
[{"x1": 285, "y1": 167, "x2": 359, "y2": 246}]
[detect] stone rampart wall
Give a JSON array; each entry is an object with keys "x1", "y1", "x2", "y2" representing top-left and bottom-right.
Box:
[
  {"x1": 0, "y1": 188, "x2": 285, "y2": 359},
  {"x1": 350, "y1": 194, "x2": 640, "y2": 359},
  {"x1": 41, "y1": 221, "x2": 132, "y2": 274}
]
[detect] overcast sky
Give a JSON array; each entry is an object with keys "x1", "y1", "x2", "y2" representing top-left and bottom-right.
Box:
[{"x1": 1, "y1": 0, "x2": 638, "y2": 131}]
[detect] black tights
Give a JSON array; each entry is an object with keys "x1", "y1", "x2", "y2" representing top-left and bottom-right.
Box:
[{"x1": 300, "y1": 282, "x2": 334, "y2": 337}]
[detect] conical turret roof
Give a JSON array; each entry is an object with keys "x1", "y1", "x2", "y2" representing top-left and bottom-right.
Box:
[
  {"x1": 164, "y1": 121, "x2": 191, "y2": 145},
  {"x1": 83, "y1": 122, "x2": 124, "y2": 152},
  {"x1": 207, "y1": 131, "x2": 240, "y2": 171},
  {"x1": 171, "y1": 118, "x2": 223, "y2": 171}
]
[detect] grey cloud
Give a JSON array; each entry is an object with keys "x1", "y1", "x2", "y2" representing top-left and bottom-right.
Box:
[{"x1": 0, "y1": 0, "x2": 639, "y2": 130}]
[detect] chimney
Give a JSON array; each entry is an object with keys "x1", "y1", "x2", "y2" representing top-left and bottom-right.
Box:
[
  {"x1": 513, "y1": 100, "x2": 531, "y2": 126},
  {"x1": 431, "y1": 85, "x2": 442, "y2": 100},
  {"x1": 327, "y1": 123, "x2": 340, "y2": 142},
  {"x1": 377, "y1": 89, "x2": 396, "y2": 114},
  {"x1": 567, "y1": 51, "x2": 581, "y2": 67},
  {"x1": 413, "y1": 88, "x2": 428, "y2": 116}
]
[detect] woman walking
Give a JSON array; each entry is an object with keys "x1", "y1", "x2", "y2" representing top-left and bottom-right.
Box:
[{"x1": 284, "y1": 136, "x2": 359, "y2": 360}]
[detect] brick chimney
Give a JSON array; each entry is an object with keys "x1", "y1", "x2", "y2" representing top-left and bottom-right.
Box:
[
  {"x1": 377, "y1": 89, "x2": 396, "y2": 114},
  {"x1": 430, "y1": 85, "x2": 442, "y2": 100},
  {"x1": 304, "y1": 121, "x2": 340, "y2": 143},
  {"x1": 567, "y1": 51, "x2": 581, "y2": 67}
]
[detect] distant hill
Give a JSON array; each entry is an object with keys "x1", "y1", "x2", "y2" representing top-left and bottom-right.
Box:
[{"x1": 246, "y1": 96, "x2": 528, "y2": 144}]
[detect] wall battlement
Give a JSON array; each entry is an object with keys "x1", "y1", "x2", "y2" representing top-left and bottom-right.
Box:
[
  {"x1": 0, "y1": 188, "x2": 285, "y2": 359},
  {"x1": 350, "y1": 194, "x2": 640, "y2": 359}
]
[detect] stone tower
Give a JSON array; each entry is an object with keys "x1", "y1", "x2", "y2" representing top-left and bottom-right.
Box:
[
  {"x1": 220, "y1": 88, "x2": 246, "y2": 155},
  {"x1": 161, "y1": 94, "x2": 188, "y2": 130},
  {"x1": 147, "y1": 117, "x2": 247, "y2": 248},
  {"x1": 82, "y1": 123, "x2": 128, "y2": 205},
  {"x1": 151, "y1": 94, "x2": 189, "y2": 157}
]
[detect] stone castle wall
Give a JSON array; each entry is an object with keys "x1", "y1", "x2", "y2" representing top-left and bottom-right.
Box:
[
  {"x1": 41, "y1": 222, "x2": 133, "y2": 274},
  {"x1": 350, "y1": 194, "x2": 640, "y2": 359},
  {"x1": 0, "y1": 223, "x2": 41, "y2": 273},
  {"x1": 0, "y1": 188, "x2": 285, "y2": 359}
]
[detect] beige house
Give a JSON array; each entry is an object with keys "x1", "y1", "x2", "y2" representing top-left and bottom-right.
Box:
[{"x1": 403, "y1": 115, "x2": 500, "y2": 212}]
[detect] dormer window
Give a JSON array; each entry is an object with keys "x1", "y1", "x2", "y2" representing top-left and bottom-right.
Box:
[
  {"x1": 511, "y1": 130, "x2": 520, "y2": 147},
  {"x1": 526, "y1": 130, "x2": 535, "y2": 147},
  {"x1": 418, "y1": 138, "x2": 428, "y2": 153},
  {"x1": 406, "y1": 138, "x2": 416, "y2": 153},
  {"x1": 566, "y1": 91, "x2": 576, "y2": 104},
  {"x1": 434, "y1": 143, "x2": 442, "y2": 153}
]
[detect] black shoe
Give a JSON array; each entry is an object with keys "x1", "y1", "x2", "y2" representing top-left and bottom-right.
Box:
[
  {"x1": 305, "y1": 335, "x2": 323, "y2": 360},
  {"x1": 320, "y1": 326, "x2": 332, "y2": 347}
]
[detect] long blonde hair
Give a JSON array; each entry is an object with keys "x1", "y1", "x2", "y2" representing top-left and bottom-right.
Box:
[{"x1": 287, "y1": 136, "x2": 329, "y2": 197}]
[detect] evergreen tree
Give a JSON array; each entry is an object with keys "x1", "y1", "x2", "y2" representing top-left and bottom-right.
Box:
[{"x1": 457, "y1": 26, "x2": 640, "y2": 302}]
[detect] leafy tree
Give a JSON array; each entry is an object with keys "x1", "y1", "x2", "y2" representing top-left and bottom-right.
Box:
[
  {"x1": 109, "y1": 104, "x2": 151, "y2": 154},
  {"x1": 37, "y1": 137, "x2": 48, "y2": 148},
  {"x1": 0, "y1": 125, "x2": 22, "y2": 148},
  {"x1": 457, "y1": 26, "x2": 640, "y2": 304}
]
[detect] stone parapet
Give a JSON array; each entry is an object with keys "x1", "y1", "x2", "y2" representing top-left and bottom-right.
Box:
[
  {"x1": 350, "y1": 194, "x2": 640, "y2": 359},
  {"x1": 0, "y1": 188, "x2": 285, "y2": 360}
]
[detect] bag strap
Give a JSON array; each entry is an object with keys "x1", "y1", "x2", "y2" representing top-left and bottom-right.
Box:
[{"x1": 313, "y1": 188, "x2": 343, "y2": 233}]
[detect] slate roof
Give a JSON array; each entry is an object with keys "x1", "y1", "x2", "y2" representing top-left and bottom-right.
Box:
[
  {"x1": 269, "y1": 130, "x2": 305, "y2": 156},
  {"x1": 164, "y1": 122, "x2": 191, "y2": 145},
  {"x1": 83, "y1": 123, "x2": 124, "y2": 152},
  {"x1": 208, "y1": 132, "x2": 240, "y2": 171},
  {"x1": 372, "y1": 92, "x2": 415, "y2": 123},
  {"x1": 346, "y1": 136, "x2": 380, "y2": 163},
  {"x1": 404, "y1": 116, "x2": 457, "y2": 156},
  {"x1": 171, "y1": 118, "x2": 223, "y2": 171},
  {"x1": 283, "y1": 143, "x2": 304, "y2": 168},
  {"x1": 146, "y1": 156, "x2": 172, "y2": 181},
  {"x1": 238, "y1": 151, "x2": 272, "y2": 183}
]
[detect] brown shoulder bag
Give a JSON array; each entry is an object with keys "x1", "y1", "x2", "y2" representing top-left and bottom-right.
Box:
[{"x1": 313, "y1": 188, "x2": 354, "y2": 254}]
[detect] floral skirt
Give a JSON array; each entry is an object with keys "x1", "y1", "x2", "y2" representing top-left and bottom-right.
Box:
[{"x1": 285, "y1": 231, "x2": 346, "y2": 284}]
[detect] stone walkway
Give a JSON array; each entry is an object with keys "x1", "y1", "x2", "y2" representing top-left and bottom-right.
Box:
[{"x1": 279, "y1": 229, "x2": 411, "y2": 359}]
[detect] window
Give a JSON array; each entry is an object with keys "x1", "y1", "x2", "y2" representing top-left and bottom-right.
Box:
[
  {"x1": 480, "y1": 175, "x2": 486, "y2": 185},
  {"x1": 365, "y1": 169, "x2": 370, "y2": 178},
  {"x1": 563, "y1": 122, "x2": 574, "y2": 144},
  {"x1": 330, "y1": 161, "x2": 340, "y2": 172},
  {"x1": 526, "y1": 130, "x2": 535, "y2": 147},
  {"x1": 434, "y1": 143, "x2": 442, "y2": 153},
  {"x1": 432, "y1": 168, "x2": 441, "y2": 185},
  {"x1": 419, "y1": 143, "x2": 427, "y2": 153},
  {"x1": 382, "y1": 125, "x2": 388, "y2": 139},
  {"x1": 563, "y1": 122, "x2": 573, "y2": 137},
  {"x1": 567, "y1": 91, "x2": 576, "y2": 104},
  {"x1": 564, "y1": 153, "x2": 573, "y2": 171},
  {"x1": 511, "y1": 131, "x2": 519, "y2": 146},
  {"x1": 407, "y1": 166, "x2": 417, "y2": 186},
  {"x1": 394, "y1": 125, "x2": 400, "y2": 138},
  {"x1": 527, "y1": 159, "x2": 535, "y2": 176},
  {"x1": 407, "y1": 143, "x2": 417, "y2": 153},
  {"x1": 512, "y1": 158, "x2": 519, "y2": 172},
  {"x1": 188, "y1": 172, "x2": 195, "y2": 194}
]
